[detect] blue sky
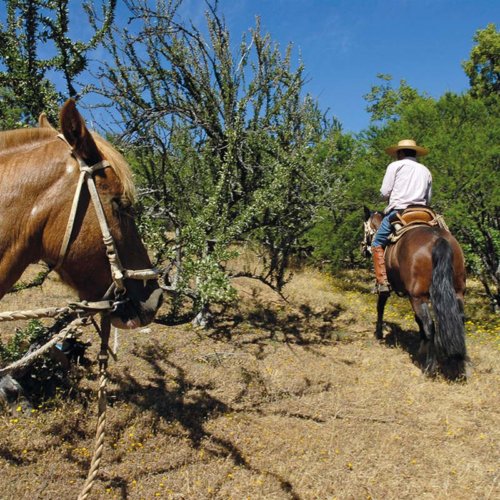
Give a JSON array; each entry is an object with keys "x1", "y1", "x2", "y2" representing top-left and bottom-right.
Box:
[
  {"x1": 178, "y1": 0, "x2": 498, "y2": 133},
  {"x1": 20, "y1": 0, "x2": 497, "y2": 133}
]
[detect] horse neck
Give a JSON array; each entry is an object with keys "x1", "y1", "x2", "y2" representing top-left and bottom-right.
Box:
[{"x1": 0, "y1": 136, "x2": 72, "y2": 296}]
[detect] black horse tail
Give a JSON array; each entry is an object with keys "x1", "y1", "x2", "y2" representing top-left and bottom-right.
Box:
[{"x1": 430, "y1": 237, "x2": 467, "y2": 379}]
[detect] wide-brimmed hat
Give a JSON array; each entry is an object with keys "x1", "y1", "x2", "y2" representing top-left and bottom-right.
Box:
[{"x1": 385, "y1": 139, "x2": 429, "y2": 157}]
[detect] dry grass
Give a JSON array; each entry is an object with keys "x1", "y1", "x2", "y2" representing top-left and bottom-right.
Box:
[{"x1": 0, "y1": 262, "x2": 498, "y2": 500}]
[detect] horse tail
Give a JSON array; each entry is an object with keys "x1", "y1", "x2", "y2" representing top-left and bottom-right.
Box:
[{"x1": 430, "y1": 237, "x2": 467, "y2": 379}]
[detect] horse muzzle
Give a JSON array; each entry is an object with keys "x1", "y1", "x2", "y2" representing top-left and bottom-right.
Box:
[
  {"x1": 110, "y1": 287, "x2": 163, "y2": 329},
  {"x1": 360, "y1": 242, "x2": 373, "y2": 258}
]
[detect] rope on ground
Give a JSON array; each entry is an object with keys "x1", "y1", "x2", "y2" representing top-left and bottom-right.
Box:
[{"x1": 0, "y1": 300, "x2": 115, "y2": 498}]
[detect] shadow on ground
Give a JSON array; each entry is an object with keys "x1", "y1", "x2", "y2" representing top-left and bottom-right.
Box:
[
  {"x1": 380, "y1": 322, "x2": 424, "y2": 370},
  {"x1": 105, "y1": 340, "x2": 302, "y2": 499},
  {"x1": 208, "y1": 299, "x2": 346, "y2": 347}
]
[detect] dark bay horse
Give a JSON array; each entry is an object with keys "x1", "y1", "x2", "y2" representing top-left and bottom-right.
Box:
[
  {"x1": 0, "y1": 99, "x2": 162, "y2": 328},
  {"x1": 363, "y1": 207, "x2": 468, "y2": 380}
]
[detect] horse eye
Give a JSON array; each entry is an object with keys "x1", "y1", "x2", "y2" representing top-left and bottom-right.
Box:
[
  {"x1": 110, "y1": 199, "x2": 119, "y2": 213},
  {"x1": 112, "y1": 197, "x2": 135, "y2": 217},
  {"x1": 120, "y1": 197, "x2": 132, "y2": 210}
]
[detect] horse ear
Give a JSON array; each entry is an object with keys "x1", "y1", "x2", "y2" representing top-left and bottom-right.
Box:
[
  {"x1": 38, "y1": 112, "x2": 56, "y2": 130},
  {"x1": 60, "y1": 99, "x2": 100, "y2": 162},
  {"x1": 363, "y1": 206, "x2": 371, "y2": 221}
]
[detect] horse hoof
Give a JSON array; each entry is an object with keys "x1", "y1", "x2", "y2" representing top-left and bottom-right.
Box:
[{"x1": 441, "y1": 358, "x2": 471, "y2": 382}]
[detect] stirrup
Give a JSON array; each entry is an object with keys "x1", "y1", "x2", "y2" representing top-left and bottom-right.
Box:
[{"x1": 371, "y1": 282, "x2": 391, "y2": 294}]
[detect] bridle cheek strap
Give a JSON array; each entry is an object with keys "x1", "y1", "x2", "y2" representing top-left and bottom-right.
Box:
[
  {"x1": 55, "y1": 157, "x2": 110, "y2": 271},
  {"x1": 363, "y1": 220, "x2": 376, "y2": 255},
  {"x1": 55, "y1": 134, "x2": 158, "y2": 294}
]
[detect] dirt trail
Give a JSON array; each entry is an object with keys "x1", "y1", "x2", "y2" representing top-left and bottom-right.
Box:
[{"x1": 0, "y1": 266, "x2": 498, "y2": 499}]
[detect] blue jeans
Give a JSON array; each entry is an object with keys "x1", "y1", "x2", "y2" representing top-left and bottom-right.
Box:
[{"x1": 372, "y1": 210, "x2": 398, "y2": 248}]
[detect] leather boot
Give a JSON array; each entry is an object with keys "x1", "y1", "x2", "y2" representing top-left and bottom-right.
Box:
[{"x1": 372, "y1": 246, "x2": 390, "y2": 293}]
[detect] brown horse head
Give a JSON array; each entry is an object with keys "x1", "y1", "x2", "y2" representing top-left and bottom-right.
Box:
[
  {"x1": 362, "y1": 206, "x2": 383, "y2": 257},
  {"x1": 0, "y1": 99, "x2": 162, "y2": 328}
]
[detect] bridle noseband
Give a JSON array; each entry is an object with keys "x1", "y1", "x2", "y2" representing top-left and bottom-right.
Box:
[{"x1": 55, "y1": 134, "x2": 159, "y2": 309}]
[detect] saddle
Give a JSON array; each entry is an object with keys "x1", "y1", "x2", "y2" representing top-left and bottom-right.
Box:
[{"x1": 389, "y1": 206, "x2": 449, "y2": 243}]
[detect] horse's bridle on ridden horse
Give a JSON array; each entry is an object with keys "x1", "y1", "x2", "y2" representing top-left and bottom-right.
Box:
[
  {"x1": 361, "y1": 216, "x2": 378, "y2": 257},
  {"x1": 54, "y1": 134, "x2": 159, "y2": 312}
]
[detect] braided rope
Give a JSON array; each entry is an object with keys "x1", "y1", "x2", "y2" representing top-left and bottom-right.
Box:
[
  {"x1": 77, "y1": 318, "x2": 110, "y2": 500},
  {"x1": 77, "y1": 355, "x2": 108, "y2": 500},
  {"x1": 435, "y1": 214, "x2": 450, "y2": 232},
  {"x1": 0, "y1": 306, "x2": 73, "y2": 322},
  {"x1": 86, "y1": 178, "x2": 125, "y2": 292}
]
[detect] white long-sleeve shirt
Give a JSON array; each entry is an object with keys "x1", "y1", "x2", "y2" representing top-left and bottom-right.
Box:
[{"x1": 380, "y1": 156, "x2": 432, "y2": 213}]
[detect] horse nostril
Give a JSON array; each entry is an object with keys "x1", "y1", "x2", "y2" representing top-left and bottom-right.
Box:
[
  {"x1": 150, "y1": 288, "x2": 163, "y2": 310},
  {"x1": 140, "y1": 288, "x2": 163, "y2": 322}
]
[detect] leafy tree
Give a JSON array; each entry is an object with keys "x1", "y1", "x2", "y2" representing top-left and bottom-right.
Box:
[
  {"x1": 462, "y1": 23, "x2": 500, "y2": 98},
  {"x1": 0, "y1": 0, "x2": 116, "y2": 126},
  {"x1": 309, "y1": 65, "x2": 499, "y2": 313},
  {"x1": 424, "y1": 94, "x2": 500, "y2": 311},
  {"x1": 304, "y1": 76, "x2": 431, "y2": 272},
  {"x1": 95, "y1": 0, "x2": 344, "y2": 321},
  {"x1": 361, "y1": 80, "x2": 500, "y2": 310},
  {"x1": 363, "y1": 73, "x2": 424, "y2": 123},
  {"x1": 302, "y1": 132, "x2": 369, "y2": 270},
  {"x1": 0, "y1": 85, "x2": 25, "y2": 128}
]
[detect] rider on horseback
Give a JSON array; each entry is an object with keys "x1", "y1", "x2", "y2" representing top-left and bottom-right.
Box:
[{"x1": 372, "y1": 139, "x2": 432, "y2": 293}]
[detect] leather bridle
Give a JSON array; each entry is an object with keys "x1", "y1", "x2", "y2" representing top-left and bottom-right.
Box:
[
  {"x1": 362, "y1": 214, "x2": 378, "y2": 257},
  {"x1": 55, "y1": 134, "x2": 159, "y2": 309}
]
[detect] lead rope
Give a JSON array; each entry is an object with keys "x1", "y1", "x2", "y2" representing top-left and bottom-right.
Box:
[
  {"x1": 0, "y1": 306, "x2": 114, "y2": 500},
  {"x1": 77, "y1": 316, "x2": 111, "y2": 500},
  {"x1": 50, "y1": 137, "x2": 116, "y2": 498}
]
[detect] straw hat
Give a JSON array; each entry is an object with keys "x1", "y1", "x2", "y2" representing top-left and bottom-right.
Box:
[{"x1": 385, "y1": 139, "x2": 429, "y2": 157}]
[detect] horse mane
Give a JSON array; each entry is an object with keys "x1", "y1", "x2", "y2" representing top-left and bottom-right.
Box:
[
  {"x1": 0, "y1": 128, "x2": 58, "y2": 152},
  {"x1": 0, "y1": 127, "x2": 136, "y2": 203}
]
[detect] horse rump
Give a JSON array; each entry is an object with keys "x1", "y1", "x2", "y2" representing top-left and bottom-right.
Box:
[{"x1": 430, "y1": 237, "x2": 468, "y2": 380}]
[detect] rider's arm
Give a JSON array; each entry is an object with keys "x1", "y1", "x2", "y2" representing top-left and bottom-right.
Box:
[
  {"x1": 425, "y1": 171, "x2": 432, "y2": 205},
  {"x1": 380, "y1": 161, "x2": 398, "y2": 199}
]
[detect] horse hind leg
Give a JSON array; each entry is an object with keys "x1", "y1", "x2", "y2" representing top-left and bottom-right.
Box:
[{"x1": 411, "y1": 299, "x2": 437, "y2": 376}]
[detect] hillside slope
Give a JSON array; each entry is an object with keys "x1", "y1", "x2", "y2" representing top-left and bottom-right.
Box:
[{"x1": 0, "y1": 266, "x2": 498, "y2": 499}]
